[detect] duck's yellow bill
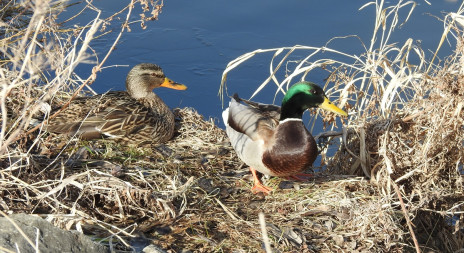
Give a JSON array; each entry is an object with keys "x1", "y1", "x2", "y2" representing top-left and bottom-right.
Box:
[
  {"x1": 319, "y1": 97, "x2": 348, "y2": 116},
  {"x1": 160, "y1": 77, "x2": 188, "y2": 90}
]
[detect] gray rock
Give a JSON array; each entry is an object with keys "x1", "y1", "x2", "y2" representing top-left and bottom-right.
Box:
[
  {"x1": 142, "y1": 244, "x2": 167, "y2": 253},
  {"x1": 0, "y1": 213, "x2": 108, "y2": 253}
]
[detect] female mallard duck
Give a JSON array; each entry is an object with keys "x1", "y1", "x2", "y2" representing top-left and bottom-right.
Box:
[
  {"x1": 222, "y1": 81, "x2": 347, "y2": 194},
  {"x1": 47, "y1": 63, "x2": 187, "y2": 145}
]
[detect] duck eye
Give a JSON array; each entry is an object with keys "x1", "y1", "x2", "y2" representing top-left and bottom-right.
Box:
[
  {"x1": 151, "y1": 73, "x2": 163, "y2": 78},
  {"x1": 310, "y1": 89, "x2": 317, "y2": 95}
]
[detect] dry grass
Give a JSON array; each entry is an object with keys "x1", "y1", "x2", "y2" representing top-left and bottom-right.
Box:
[{"x1": 1, "y1": 0, "x2": 464, "y2": 252}]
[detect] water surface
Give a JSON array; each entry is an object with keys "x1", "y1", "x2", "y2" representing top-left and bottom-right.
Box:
[{"x1": 66, "y1": 0, "x2": 461, "y2": 123}]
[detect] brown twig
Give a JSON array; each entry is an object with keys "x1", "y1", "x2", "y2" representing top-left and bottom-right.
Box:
[{"x1": 392, "y1": 181, "x2": 421, "y2": 253}]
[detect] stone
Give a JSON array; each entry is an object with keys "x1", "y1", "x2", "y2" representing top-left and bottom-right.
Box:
[{"x1": 0, "y1": 213, "x2": 107, "y2": 253}]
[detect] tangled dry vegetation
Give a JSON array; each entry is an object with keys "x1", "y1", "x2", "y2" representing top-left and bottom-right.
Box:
[
  {"x1": 348, "y1": 46, "x2": 464, "y2": 252},
  {"x1": 1, "y1": 0, "x2": 464, "y2": 252},
  {"x1": 329, "y1": 46, "x2": 464, "y2": 252}
]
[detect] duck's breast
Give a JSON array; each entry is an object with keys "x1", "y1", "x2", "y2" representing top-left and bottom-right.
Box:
[{"x1": 262, "y1": 119, "x2": 317, "y2": 177}]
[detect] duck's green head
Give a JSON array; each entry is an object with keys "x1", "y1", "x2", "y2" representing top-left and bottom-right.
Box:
[{"x1": 280, "y1": 81, "x2": 347, "y2": 120}]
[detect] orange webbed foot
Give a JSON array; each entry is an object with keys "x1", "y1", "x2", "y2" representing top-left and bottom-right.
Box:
[
  {"x1": 250, "y1": 167, "x2": 273, "y2": 195},
  {"x1": 251, "y1": 182, "x2": 273, "y2": 195}
]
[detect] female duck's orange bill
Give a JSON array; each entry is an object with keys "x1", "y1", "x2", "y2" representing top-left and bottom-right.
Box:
[{"x1": 160, "y1": 77, "x2": 188, "y2": 90}]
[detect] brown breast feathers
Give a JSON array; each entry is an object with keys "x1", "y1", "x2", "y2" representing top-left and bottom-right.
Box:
[{"x1": 262, "y1": 120, "x2": 317, "y2": 177}]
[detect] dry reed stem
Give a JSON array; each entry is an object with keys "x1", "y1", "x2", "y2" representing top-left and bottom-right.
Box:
[
  {"x1": 392, "y1": 182, "x2": 421, "y2": 253},
  {"x1": 21, "y1": 0, "x2": 135, "y2": 140},
  {"x1": 259, "y1": 212, "x2": 272, "y2": 253}
]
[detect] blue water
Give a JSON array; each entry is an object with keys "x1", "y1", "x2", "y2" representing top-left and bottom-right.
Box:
[{"x1": 64, "y1": 0, "x2": 461, "y2": 125}]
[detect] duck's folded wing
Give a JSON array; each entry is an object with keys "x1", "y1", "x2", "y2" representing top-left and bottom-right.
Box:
[
  {"x1": 47, "y1": 104, "x2": 149, "y2": 140},
  {"x1": 225, "y1": 95, "x2": 279, "y2": 141},
  {"x1": 235, "y1": 95, "x2": 281, "y2": 121},
  {"x1": 81, "y1": 105, "x2": 152, "y2": 138},
  {"x1": 46, "y1": 114, "x2": 123, "y2": 140}
]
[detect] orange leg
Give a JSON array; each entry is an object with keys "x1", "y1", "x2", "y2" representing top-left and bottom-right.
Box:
[{"x1": 250, "y1": 167, "x2": 273, "y2": 195}]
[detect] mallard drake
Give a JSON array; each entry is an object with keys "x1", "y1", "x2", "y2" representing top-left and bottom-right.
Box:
[
  {"x1": 222, "y1": 81, "x2": 347, "y2": 194},
  {"x1": 47, "y1": 63, "x2": 187, "y2": 145}
]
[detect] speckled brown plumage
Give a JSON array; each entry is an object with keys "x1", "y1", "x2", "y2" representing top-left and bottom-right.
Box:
[{"x1": 47, "y1": 63, "x2": 187, "y2": 146}]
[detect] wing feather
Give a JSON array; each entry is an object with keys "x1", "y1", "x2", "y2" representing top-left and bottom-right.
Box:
[{"x1": 226, "y1": 94, "x2": 279, "y2": 141}]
